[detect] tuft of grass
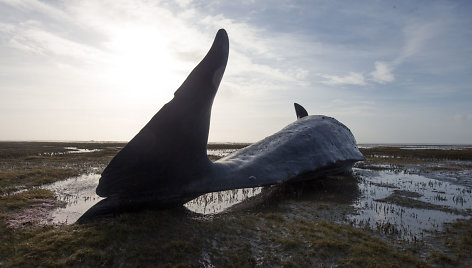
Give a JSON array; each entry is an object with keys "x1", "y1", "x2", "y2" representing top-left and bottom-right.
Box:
[
  {"x1": 359, "y1": 147, "x2": 472, "y2": 161},
  {"x1": 375, "y1": 191, "x2": 464, "y2": 215},
  {"x1": 428, "y1": 251, "x2": 455, "y2": 266},
  {"x1": 0, "y1": 141, "x2": 125, "y2": 194},
  {"x1": 0, "y1": 207, "x2": 431, "y2": 267},
  {"x1": 207, "y1": 143, "x2": 250, "y2": 150},
  {"x1": 0, "y1": 141, "x2": 125, "y2": 160},
  {"x1": 357, "y1": 146, "x2": 472, "y2": 173},
  {"x1": 441, "y1": 219, "x2": 472, "y2": 264},
  {"x1": 392, "y1": 189, "x2": 423, "y2": 198},
  {"x1": 0, "y1": 168, "x2": 79, "y2": 194},
  {"x1": 0, "y1": 189, "x2": 56, "y2": 211}
]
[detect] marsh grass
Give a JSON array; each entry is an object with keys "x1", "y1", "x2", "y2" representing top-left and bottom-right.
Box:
[
  {"x1": 207, "y1": 143, "x2": 250, "y2": 150},
  {"x1": 357, "y1": 147, "x2": 472, "y2": 173},
  {"x1": 1, "y1": 142, "x2": 472, "y2": 267},
  {"x1": 0, "y1": 168, "x2": 79, "y2": 194},
  {"x1": 359, "y1": 147, "x2": 472, "y2": 161},
  {"x1": 0, "y1": 189, "x2": 56, "y2": 211},
  {"x1": 0, "y1": 209, "x2": 427, "y2": 267},
  {"x1": 375, "y1": 190, "x2": 465, "y2": 215},
  {"x1": 423, "y1": 218, "x2": 472, "y2": 267},
  {"x1": 0, "y1": 142, "x2": 124, "y2": 194}
]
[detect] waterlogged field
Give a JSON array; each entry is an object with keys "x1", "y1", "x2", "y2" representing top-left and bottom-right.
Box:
[{"x1": 1, "y1": 141, "x2": 471, "y2": 267}]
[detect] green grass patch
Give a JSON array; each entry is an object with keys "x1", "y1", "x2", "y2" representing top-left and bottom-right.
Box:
[
  {"x1": 359, "y1": 147, "x2": 472, "y2": 161},
  {"x1": 0, "y1": 208, "x2": 431, "y2": 267},
  {"x1": 0, "y1": 142, "x2": 125, "y2": 193},
  {"x1": 0, "y1": 168, "x2": 79, "y2": 194},
  {"x1": 207, "y1": 143, "x2": 250, "y2": 150},
  {"x1": 0, "y1": 189, "x2": 56, "y2": 212}
]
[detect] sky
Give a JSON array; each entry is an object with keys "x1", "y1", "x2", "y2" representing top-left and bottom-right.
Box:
[{"x1": 0, "y1": 0, "x2": 471, "y2": 144}]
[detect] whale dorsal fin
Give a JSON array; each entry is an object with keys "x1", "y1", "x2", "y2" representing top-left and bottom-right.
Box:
[
  {"x1": 96, "y1": 29, "x2": 229, "y2": 198},
  {"x1": 294, "y1": 103, "x2": 308, "y2": 119}
]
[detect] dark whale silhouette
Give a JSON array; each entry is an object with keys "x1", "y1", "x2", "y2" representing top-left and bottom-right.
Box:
[
  {"x1": 294, "y1": 103, "x2": 308, "y2": 119},
  {"x1": 78, "y1": 29, "x2": 364, "y2": 222}
]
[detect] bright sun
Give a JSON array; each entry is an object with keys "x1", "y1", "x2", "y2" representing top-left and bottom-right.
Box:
[{"x1": 104, "y1": 26, "x2": 187, "y2": 104}]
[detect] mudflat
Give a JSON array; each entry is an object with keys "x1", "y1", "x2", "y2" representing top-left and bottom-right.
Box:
[{"x1": 1, "y1": 141, "x2": 471, "y2": 267}]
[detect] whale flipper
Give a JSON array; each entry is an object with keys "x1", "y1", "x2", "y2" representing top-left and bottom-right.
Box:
[
  {"x1": 294, "y1": 103, "x2": 308, "y2": 119},
  {"x1": 96, "y1": 29, "x2": 229, "y2": 200}
]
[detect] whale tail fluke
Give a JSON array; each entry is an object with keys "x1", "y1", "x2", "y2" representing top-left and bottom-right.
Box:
[
  {"x1": 294, "y1": 103, "x2": 308, "y2": 119},
  {"x1": 79, "y1": 29, "x2": 366, "y2": 223},
  {"x1": 95, "y1": 29, "x2": 229, "y2": 199}
]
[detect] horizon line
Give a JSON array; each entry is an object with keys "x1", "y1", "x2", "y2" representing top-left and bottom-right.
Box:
[{"x1": 0, "y1": 140, "x2": 471, "y2": 146}]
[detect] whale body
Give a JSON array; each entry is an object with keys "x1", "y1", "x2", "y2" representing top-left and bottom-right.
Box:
[{"x1": 78, "y1": 29, "x2": 365, "y2": 222}]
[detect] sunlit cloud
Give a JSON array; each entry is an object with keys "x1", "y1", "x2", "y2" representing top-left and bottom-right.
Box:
[
  {"x1": 370, "y1": 61, "x2": 394, "y2": 84},
  {"x1": 369, "y1": 21, "x2": 440, "y2": 85},
  {"x1": 317, "y1": 72, "x2": 366, "y2": 86}
]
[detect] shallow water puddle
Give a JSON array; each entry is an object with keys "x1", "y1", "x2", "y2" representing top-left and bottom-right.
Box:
[
  {"x1": 43, "y1": 176, "x2": 262, "y2": 224},
  {"x1": 42, "y1": 148, "x2": 472, "y2": 242},
  {"x1": 44, "y1": 169, "x2": 472, "y2": 242},
  {"x1": 42, "y1": 174, "x2": 103, "y2": 224},
  {"x1": 184, "y1": 187, "x2": 263, "y2": 214},
  {"x1": 39, "y1": 147, "x2": 102, "y2": 156},
  {"x1": 43, "y1": 179, "x2": 263, "y2": 223},
  {"x1": 63, "y1": 147, "x2": 102, "y2": 153},
  {"x1": 41, "y1": 149, "x2": 243, "y2": 223},
  {"x1": 351, "y1": 168, "x2": 472, "y2": 240},
  {"x1": 207, "y1": 148, "x2": 239, "y2": 157}
]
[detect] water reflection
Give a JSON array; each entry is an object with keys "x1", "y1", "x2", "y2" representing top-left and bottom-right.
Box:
[
  {"x1": 63, "y1": 147, "x2": 102, "y2": 153},
  {"x1": 207, "y1": 148, "x2": 238, "y2": 157},
  {"x1": 185, "y1": 175, "x2": 361, "y2": 214},
  {"x1": 351, "y1": 168, "x2": 472, "y2": 241},
  {"x1": 184, "y1": 187, "x2": 263, "y2": 214},
  {"x1": 41, "y1": 146, "x2": 472, "y2": 242},
  {"x1": 42, "y1": 174, "x2": 103, "y2": 224}
]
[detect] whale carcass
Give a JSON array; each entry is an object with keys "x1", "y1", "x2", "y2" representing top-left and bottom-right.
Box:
[{"x1": 78, "y1": 29, "x2": 365, "y2": 222}]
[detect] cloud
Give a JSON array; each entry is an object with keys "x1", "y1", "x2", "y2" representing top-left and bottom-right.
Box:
[
  {"x1": 317, "y1": 72, "x2": 366, "y2": 86},
  {"x1": 370, "y1": 61, "x2": 394, "y2": 84},
  {"x1": 199, "y1": 14, "x2": 280, "y2": 60},
  {"x1": 8, "y1": 25, "x2": 106, "y2": 63},
  {"x1": 175, "y1": 0, "x2": 193, "y2": 8},
  {"x1": 454, "y1": 114, "x2": 472, "y2": 122},
  {"x1": 1, "y1": 0, "x2": 470, "y2": 143},
  {"x1": 396, "y1": 21, "x2": 439, "y2": 64},
  {"x1": 369, "y1": 21, "x2": 440, "y2": 84},
  {"x1": 0, "y1": 0, "x2": 69, "y2": 21}
]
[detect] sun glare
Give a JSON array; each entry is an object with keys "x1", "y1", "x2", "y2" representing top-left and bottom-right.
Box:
[{"x1": 104, "y1": 26, "x2": 186, "y2": 104}]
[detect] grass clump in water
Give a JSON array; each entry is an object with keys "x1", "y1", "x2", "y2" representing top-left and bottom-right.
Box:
[
  {"x1": 0, "y1": 189, "x2": 56, "y2": 211},
  {"x1": 0, "y1": 141, "x2": 125, "y2": 194},
  {"x1": 357, "y1": 146, "x2": 472, "y2": 172},
  {"x1": 375, "y1": 190, "x2": 464, "y2": 215},
  {"x1": 440, "y1": 219, "x2": 472, "y2": 265},
  {"x1": 359, "y1": 147, "x2": 472, "y2": 161},
  {"x1": 0, "y1": 168, "x2": 79, "y2": 194}
]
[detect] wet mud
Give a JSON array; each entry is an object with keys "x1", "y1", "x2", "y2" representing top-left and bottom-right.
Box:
[{"x1": 31, "y1": 146, "x2": 472, "y2": 243}]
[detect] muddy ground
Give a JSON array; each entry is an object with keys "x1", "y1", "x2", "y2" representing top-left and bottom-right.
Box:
[{"x1": 0, "y1": 141, "x2": 471, "y2": 267}]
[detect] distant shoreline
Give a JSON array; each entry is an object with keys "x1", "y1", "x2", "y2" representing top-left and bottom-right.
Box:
[{"x1": 0, "y1": 140, "x2": 471, "y2": 147}]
